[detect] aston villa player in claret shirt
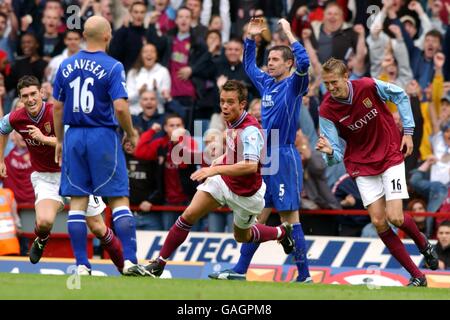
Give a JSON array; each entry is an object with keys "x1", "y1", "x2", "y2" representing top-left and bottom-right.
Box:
[
  {"x1": 315, "y1": 58, "x2": 439, "y2": 287},
  {"x1": 0, "y1": 75, "x2": 124, "y2": 276}
]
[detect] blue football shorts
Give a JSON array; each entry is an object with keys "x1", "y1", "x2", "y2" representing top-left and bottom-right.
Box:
[{"x1": 60, "y1": 126, "x2": 129, "y2": 197}]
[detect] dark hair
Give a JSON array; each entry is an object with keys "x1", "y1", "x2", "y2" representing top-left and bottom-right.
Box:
[
  {"x1": 177, "y1": 6, "x2": 192, "y2": 17},
  {"x1": 64, "y1": 29, "x2": 82, "y2": 38},
  {"x1": 227, "y1": 38, "x2": 243, "y2": 46},
  {"x1": 17, "y1": 75, "x2": 41, "y2": 94},
  {"x1": 164, "y1": 113, "x2": 184, "y2": 125},
  {"x1": 130, "y1": 1, "x2": 147, "y2": 11},
  {"x1": 221, "y1": 80, "x2": 248, "y2": 103},
  {"x1": 322, "y1": 57, "x2": 349, "y2": 76},
  {"x1": 206, "y1": 29, "x2": 221, "y2": 41},
  {"x1": 325, "y1": 1, "x2": 344, "y2": 13},
  {"x1": 0, "y1": 12, "x2": 8, "y2": 21},
  {"x1": 45, "y1": 0, "x2": 63, "y2": 8},
  {"x1": 425, "y1": 29, "x2": 443, "y2": 44},
  {"x1": 438, "y1": 220, "x2": 450, "y2": 229},
  {"x1": 268, "y1": 45, "x2": 294, "y2": 62},
  {"x1": 131, "y1": 43, "x2": 158, "y2": 71},
  {"x1": 208, "y1": 14, "x2": 221, "y2": 26}
]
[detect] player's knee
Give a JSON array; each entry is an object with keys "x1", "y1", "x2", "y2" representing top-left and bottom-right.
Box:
[
  {"x1": 370, "y1": 216, "x2": 388, "y2": 229},
  {"x1": 233, "y1": 230, "x2": 251, "y2": 243},
  {"x1": 387, "y1": 215, "x2": 404, "y2": 228},
  {"x1": 181, "y1": 210, "x2": 198, "y2": 225},
  {"x1": 36, "y1": 218, "x2": 53, "y2": 232}
]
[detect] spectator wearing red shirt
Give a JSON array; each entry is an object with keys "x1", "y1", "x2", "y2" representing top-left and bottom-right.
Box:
[
  {"x1": 3, "y1": 130, "x2": 34, "y2": 205},
  {"x1": 134, "y1": 113, "x2": 200, "y2": 230}
]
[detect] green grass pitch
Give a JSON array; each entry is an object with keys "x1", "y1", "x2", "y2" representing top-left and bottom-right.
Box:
[{"x1": 0, "y1": 273, "x2": 449, "y2": 300}]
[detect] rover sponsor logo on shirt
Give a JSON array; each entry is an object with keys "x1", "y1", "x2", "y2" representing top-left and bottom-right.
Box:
[{"x1": 347, "y1": 108, "x2": 378, "y2": 131}]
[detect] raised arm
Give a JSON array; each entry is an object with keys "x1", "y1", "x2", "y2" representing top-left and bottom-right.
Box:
[
  {"x1": 277, "y1": 18, "x2": 310, "y2": 92},
  {"x1": 389, "y1": 24, "x2": 413, "y2": 88},
  {"x1": 243, "y1": 17, "x2": 270, "y2": 94}
]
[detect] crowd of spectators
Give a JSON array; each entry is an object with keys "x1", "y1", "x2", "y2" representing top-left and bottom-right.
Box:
[{"x1": 0, "y1": 0, "x2": 448, "y2": 267}]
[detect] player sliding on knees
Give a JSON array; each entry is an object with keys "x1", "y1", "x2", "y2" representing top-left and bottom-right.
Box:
[
  {"x1": 52, "y1": 16, "x2": 149, "y2": 276},
  {"x1": 144, "y1": 80, "x2": 294, "y2": 277},
  {"x1": 0, "y1": 76, "x2": 124, "y2": 276},
  {"x1": 315, "y1": 58, "x2": 438, "y2": 287}
]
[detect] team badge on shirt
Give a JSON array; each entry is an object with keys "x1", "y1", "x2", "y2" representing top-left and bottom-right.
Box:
[
  {"x1": 363, "y1": 98, "x2": 373, "y2": 108},
  {"x1": 44, "y1": 122, "x2": 52, "y2": 134}
]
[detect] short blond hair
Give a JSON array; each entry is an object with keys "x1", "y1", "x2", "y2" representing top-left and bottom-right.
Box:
[{"x1": 322, "y1": 57, "x2": 348, "y2": 76}]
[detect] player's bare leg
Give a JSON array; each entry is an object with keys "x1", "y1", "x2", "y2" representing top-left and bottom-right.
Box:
[
  {"x1": 145, "y1": 190, "x2": 221, "y2": 277},
  {"x1": 147, "y1": 187, "x2": 294, "y2": 278},
  {"x1": 29, "y1": 199, "x2": 61, "y2": 264},
  {"x1": 385, "y1": 199, "x2": 439, "y2": 272},
  {"x1": 368, "y1": 198, "x2": 428, "y2": 286}
]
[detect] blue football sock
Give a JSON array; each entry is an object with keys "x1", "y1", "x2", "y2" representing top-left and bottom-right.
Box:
[
  {"x1": 292, "y1": 223, "x2": 311, "y2": 281},
  {"x1": 112, "y1": 206, "x2": 137, "y2": 264},
  {"x1": 232, "y1": 242, "x2": 260, "y2": 274},
  {"x1": 67, "y1": 211, "x2": 91, "y2": 268}
]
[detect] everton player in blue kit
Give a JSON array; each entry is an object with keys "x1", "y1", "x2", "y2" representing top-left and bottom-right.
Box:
[
  {"x1": 210, "y1": 18, "x2": 312, "y2": 282},
  {"x1": 52, "y1": 16, "x2": 149, "y2": 276}
]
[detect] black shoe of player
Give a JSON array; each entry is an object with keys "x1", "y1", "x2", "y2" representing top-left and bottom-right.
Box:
[
  {"x1": 407, "y1": 276, "x2": 427, "y2": 287},
  {"x1": 144, "y1": 259, "x2": 165, "y2": 277},
  {"x1": 278, "y1": 222, "x2": 294, "y2": 255},
  {"x1": 29, "y1": 237, "x2": 47, "y2": 264},
  {"x1": 420, "y1": 236, "x2": 439, "y2": 270}
]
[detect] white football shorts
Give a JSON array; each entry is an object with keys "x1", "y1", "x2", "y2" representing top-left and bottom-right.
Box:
[
  {"x1": 355, "y1": 162, "x2": 409, "y2": 208},
  {"x1": 30, "y1": 171, "x2": 105, "y2": 216},
  {"x1": 197, "y1": 175, "x2": 266, "y2": 229}
]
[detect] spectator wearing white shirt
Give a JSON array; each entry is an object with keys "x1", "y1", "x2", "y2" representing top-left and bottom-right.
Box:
[
  {"x1": 46, "y1": 29, "x2": 82, "y2": 83},
  {"x1": 201, "y1": 0, "x2": 231, "y2": 43},
  {"x1": 126, "y1": 43, "x2": 171, "y2": 115}
]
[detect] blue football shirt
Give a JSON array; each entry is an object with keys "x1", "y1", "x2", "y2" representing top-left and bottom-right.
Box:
[
  {"x1": 52, "y1": 50, "x2": 128, "y2": 127},
  {"x1": 243, "y1": 39, "x2": 309, "y2": 148}
]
